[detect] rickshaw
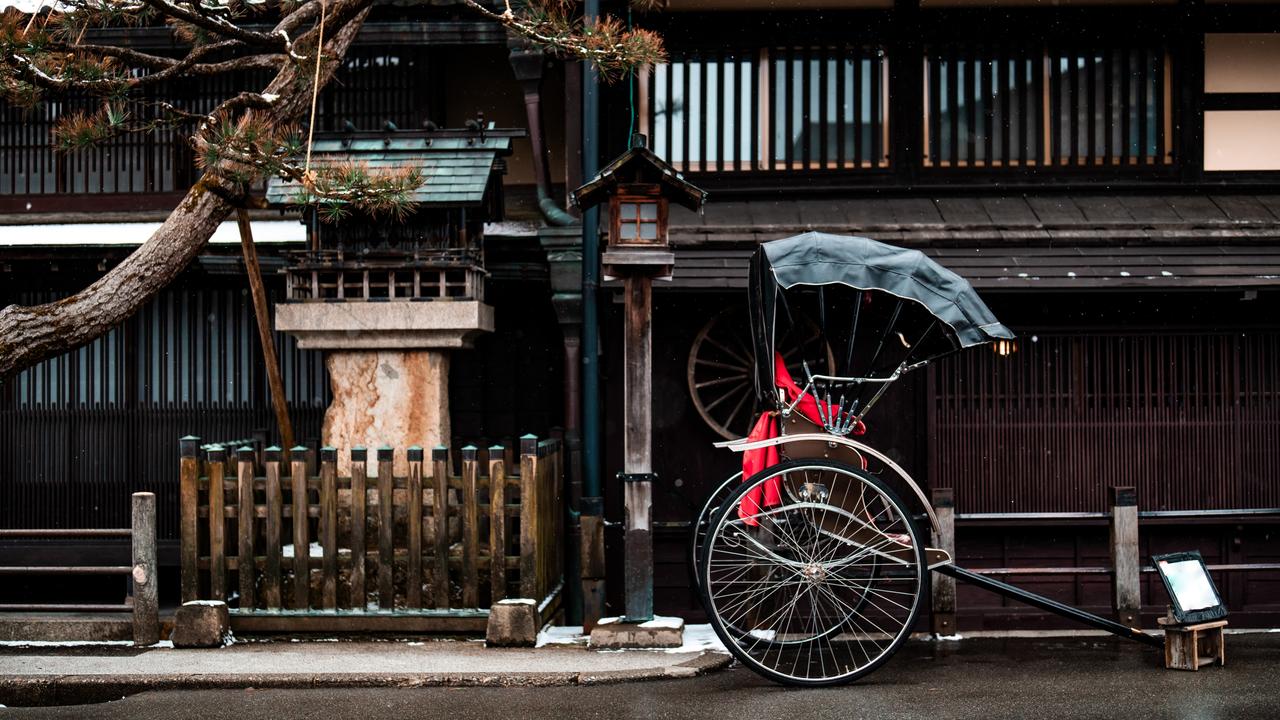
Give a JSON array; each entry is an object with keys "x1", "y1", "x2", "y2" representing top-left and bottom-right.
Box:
[{"x1": 692, "y1": 231, "x2": 1015, "y2": 686}]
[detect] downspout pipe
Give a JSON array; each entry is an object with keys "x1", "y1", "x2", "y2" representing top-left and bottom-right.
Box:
[
  {"x1": 509, "y1": 45, "x2": 576, "y2": 227},
  {"x1": 581, "y1": 0, "x2": 603, "y2": 514}
]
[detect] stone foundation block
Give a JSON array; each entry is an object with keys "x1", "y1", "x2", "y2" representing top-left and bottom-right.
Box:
[
  {"x1": 170, "y1": 601, "x2": 231, "y2": 648},
  {"x1": 588, "y1": 616, "x2": 684, "y2": 649},
  {"x1": 485, "y1": 599, "x2": 540, "y2": 647}
]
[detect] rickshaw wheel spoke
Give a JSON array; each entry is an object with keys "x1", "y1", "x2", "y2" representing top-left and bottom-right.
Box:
[{"x1": 700, "y1": 459, "x2": 924, "y2": 687}]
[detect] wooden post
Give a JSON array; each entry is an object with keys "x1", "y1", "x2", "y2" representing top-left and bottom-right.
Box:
[
  {"x1": 350, "y1": 447, "x2": 368, "y2": 610},
  {"x1": 488, "y1": 445, "x2": 507, "y2": 603},
  {"x1": 377, "y1": 446, "x2": 395, "y2": 610},
  {"x1": 290, "y1": 446, "x2": 309, "y2": 611},
  {"x1": 622, "y1": 275, "x2": 654, "y2": 622},
  {"x1": 519, "y1": 435, "x2": 538, "y2": 600},
  {"x1": 1110, "y1": 485, "x2": 1141, "y2": 627},
  {"x1": 236, "y1": 446, "x2": 256, "y2": 610},
  {"x1": 179, "y1": 436, "x2": 200, "y2": 603},
  {"x1": 236, "y1": 209, "x2": 295, "y2": 454},
  {"x1": 431, "y1": 445, "x2": 450, "y2": 609},
  {"x1": 263, "y1": 447, "x2": 283, "y2": 609},
  {"x1": 207, "y1": 446, "x2": 227, "y2": 600},
  {"x1": 931, "y1": 487, "x2": 957, "y2": 637},
  {"x1": 320, "y1": 447, "x2": 338, "y2": 610},
  {"x1": 461, "y1": 446, "x2": 480, "y2": 607},
  {"x1": 131, "y1": 491, "x2": 159, "y2": 646},
  {"x1": 407, "y1": 446, "x2": 424, "y2": 609}
]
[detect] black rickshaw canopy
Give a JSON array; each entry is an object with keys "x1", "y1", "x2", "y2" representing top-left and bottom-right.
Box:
[{"x1": 749, "y1": 232, "x2": 1015, "y2": 414}]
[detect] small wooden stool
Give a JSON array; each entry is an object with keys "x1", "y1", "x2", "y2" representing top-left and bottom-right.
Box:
[{"x1": 1158, "y1": 617, "x2": 1227, "y2": 671}]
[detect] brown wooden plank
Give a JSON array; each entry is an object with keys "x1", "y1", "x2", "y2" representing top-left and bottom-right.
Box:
[
  {"x1": 350, "y1": 447, "x2": 368, "y2": 611},
  {"x1": 207, "y1": 448, "x2": 226, "y2": 600},
  {"x1": 432, "y1": 446, "x2": 450, "y2": 609},
  {"x1": 320, "y1": 447, "x2": 338, "y2": 610},
  {"x1": 377, "y1": 447, "x2": 395, "y2": 610},
  {"x1": 236, "y1": 447, "x2": 256, "y2": 610},
  {"x1": 487, "y1": 447, "x2": 506, "y2": 604},
  {"x1": 461, "y1": 446, "x2": 479, "y2": 608},
  {"x1": 263, "y1": 447, "x2": 283, "y2": 609},
  {"x1": 407, "y1": 447, "x2": 424, "y2": 609},
  {"x1": 179, "y1": 437, "x2": 200, "y2": 603},
  {"x1": 290, "y1": 447, "x2": 309, "y2": 611},
  {"x1": 519, "y1": 436, "x2": 537, "y2": 600}
]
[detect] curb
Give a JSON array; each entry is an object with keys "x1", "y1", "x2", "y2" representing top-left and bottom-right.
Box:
[{"x1": 0, "y1": 652, "x2": 732, "y2": 707}]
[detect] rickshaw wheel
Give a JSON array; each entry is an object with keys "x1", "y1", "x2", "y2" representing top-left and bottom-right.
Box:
[
  {"x1": 699, "y1": 459, "x2": 925, "y2": 687},
  {"x1": 689, "y1": 471, "x2": 742, "y2": 593}
]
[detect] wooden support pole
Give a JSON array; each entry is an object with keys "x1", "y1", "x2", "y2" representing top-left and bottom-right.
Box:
[
  {"x1": 519, "y1": 436, "x2": 538, "y2": 600},
  {"x1": 931, "y1": 487, "x2": 957, "y2": 637},
  {"x1": 179, "y1": 436, "x2": 200, "y2": 604},
  {"x1": 131, "y1": 491, "x2": 159, "y2": 646},
  {"x1": 622, "y1": 275, "x2": 654, "y2": 622},
  {"x1": 263, "y1": 447, "x2": 283, "y2": 608},
  {"x1": 407, "y1": 446, "x2": 424, "y2": 609},
  {"x1": 350, "y1": 447, "x2": 368, "y2": 610},
  {"x1": 377, "y1": 446, "x2": 395, "y2": 610},
  {"x1": 236, "y1": 446, "x2": 256, "y2": 610},
  {"x1": 290, "y1": 446, "x2": 309, "y2": 611},
  {"x1": 207, "y1": 447, "x2": 227, "y2": 601},
  {"x1": 431, "y1": 445, "x2": 451, "y2": 609},
  {"x1": 488, "y1": 445, "x2": 507, "y2": 604},
  {"x1": 320, "y1": 447, "x2": 338, "y2": 610},
  {"x1": 236, "y1": 209, "x2": 295, "y2": 456},
  {"x1": 462, "y1": 446, "x2": 480, "y2": 608},
  {"x1": 1110, "y1": 485, "x2": 1141, "y2": 627}
]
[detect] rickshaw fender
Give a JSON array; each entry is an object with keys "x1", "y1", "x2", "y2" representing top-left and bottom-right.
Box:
[{"x1": 713, "y1": 433, "x2": 942, "y2": 534}]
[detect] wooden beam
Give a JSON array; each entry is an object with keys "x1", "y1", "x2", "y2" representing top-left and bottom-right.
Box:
[{"x1": 237, "y1": 209, "x2": 295, "y2": 457}]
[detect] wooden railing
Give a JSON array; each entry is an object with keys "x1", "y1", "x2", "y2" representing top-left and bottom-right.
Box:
[
  {"x1": 283, "y1": 250, "x2": 486, "y2": 303},
  {"x1": 179, "y1": 437, "x2": 563, "y2": 633},
  {"x1": 0, "y1": 492, "x2": 159, "y2": 645}
]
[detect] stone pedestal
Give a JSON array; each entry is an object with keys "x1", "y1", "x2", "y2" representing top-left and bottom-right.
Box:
[{"x1": 276, "y1": 301, "x2": 493, "y2": 471}]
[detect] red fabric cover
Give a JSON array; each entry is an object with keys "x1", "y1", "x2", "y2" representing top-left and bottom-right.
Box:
[
  {"x1": 737, "y1": 412, "x2": 780, "y2": 526},
  {"x1": 737, "y1": 353, "x2": 867, "y2": 524}
]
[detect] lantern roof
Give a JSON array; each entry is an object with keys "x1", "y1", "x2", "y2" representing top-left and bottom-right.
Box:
[{"x1": 572, "y1": 134, "x2": 707, "y2": 212}]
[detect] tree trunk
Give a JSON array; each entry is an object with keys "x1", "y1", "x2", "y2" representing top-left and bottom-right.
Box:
[{"x1": 0, "y1": 2, "x2": 374, "y2": 380}]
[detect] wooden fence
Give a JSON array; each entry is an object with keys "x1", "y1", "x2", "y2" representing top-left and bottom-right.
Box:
[{"x1": 179, "y1": 436, "x2": 563, "y2": 633}]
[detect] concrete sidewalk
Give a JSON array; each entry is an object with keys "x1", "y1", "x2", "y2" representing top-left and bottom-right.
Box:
[{"x1": 0, "y1": 626, "x2": 730, "y2": 706}]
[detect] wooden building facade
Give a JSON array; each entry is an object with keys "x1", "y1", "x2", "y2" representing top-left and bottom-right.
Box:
[{"x1": 1, "y1": 0, "x2": 1278, "y2": 628}]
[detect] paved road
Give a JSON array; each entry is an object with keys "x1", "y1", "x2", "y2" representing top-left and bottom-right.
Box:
[{"x1": 3, "y1": 634, "x2": 1277, "y2": 719}]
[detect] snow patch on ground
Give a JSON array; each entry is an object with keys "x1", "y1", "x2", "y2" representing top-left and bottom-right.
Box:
[
  {"x1": 0, "y1": 640, "x2": 172, "y2": 648},
  {"x1": 282, "y1": 542, "x2": 325, "y2": 559},
  {"x1": 638, "y1": 616, "x2": 683, "y2": 630},
  {"x1": 536, "y1": 625, "x2": 585, "y2": 648},
  {"x1": 497, "y1": 598, "x2": 536, "y2": 606},
  {"x1": 183, "y1": 600, "x2": 226, "y2": 607},
  {"x1": 663, "y1": 624, "x2": 727, "y2": 654}
]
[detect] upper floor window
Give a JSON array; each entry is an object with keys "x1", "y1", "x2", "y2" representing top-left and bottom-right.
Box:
[
  {"x1": 647, "y1": 45, "x2": 890, "y2": 173},
  {"x1": 924, "y1": 44, "x2": 1173, "y2": 168}
]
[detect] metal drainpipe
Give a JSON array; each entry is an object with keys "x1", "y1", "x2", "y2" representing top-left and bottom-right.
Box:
[
  {"x1": 580, "y1": 0, "x2": 604, "y2": 598},
  {"x1": 508, "y1": 45, "x2": 576, "y2": 227}
]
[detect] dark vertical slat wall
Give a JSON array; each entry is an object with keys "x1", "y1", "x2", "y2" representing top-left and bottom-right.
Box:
[
  {"x1": 930, "y1": 332, "x2": 1280, "y2": 514},
  {"x1": 0, "y1": 285, "x2": 330, "y2": 540},
  {"x1": 0, "y1": 49, "x2": 431, "y2": 198}
]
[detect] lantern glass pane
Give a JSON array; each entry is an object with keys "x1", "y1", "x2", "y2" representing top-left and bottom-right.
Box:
[
  {"x1": 620, "y1": 203, "x2": 638, "y2": 220},
  {"x1": 640, "y1": 222, "x2": 658, "y2": 240},
  {"x1": 640, "y1": 203, "x2": 658, "y2": 220}
]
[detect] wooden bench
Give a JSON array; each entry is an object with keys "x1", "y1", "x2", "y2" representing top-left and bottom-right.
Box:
[{"x1": 1158, "y1": 617, "x2": 1227, "y2": 671}]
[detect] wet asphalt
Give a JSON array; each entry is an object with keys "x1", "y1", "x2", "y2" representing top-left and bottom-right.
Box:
[{"x1": 2, "y1": 634, "x2": 1277, "y2": 719}]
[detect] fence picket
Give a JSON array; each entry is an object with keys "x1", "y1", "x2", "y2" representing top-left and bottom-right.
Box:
[
  {"x1": 264, "y1": 447, "x2": 283, "y2": 608},
  {"x1": 407, "y1": 446, "x2": 424, "y2": 608},
  {"x1": 461, "y1": 446, "x2": 479, "y2": 608},
  {"x1": 236, "y1": 447, "x2": 256, "y2": 609},
  {"x1": 350, "y1": 447, "x2": 367, "y2": 610},
  {"x1": 488, "y1": 446, "x2": 506, "y2": 603},
  {"x1": 290, "y1": 446, "x2": 309, "y2": 610},
  {"x1": 207, "y1": 447, "x2": 226, "y2": 600},
  {"x1": 432, "y1": 446, "x2": 450, "y2": 608},
  {"x1": 377, "y1": 446, "x2": 395, "y2": 610},
  {"x1": 320, "y1": 447, "x2": 338, "y2": 609}
]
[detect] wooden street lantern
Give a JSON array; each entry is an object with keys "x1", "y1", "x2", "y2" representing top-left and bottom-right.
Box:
[{"x1": 573, "y1": 135, "x2": 705, "y2": 627}]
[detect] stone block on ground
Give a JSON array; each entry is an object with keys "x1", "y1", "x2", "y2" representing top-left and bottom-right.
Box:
[
  {"x1": 486, "y1": 598, "x2": 540, "y2": 647},
  {"x1": 589, "y1": 616, "x2": 685, "y2": 649},
  {"x1": 170, "y1": 601, "x2": 231, "y2": 648}
]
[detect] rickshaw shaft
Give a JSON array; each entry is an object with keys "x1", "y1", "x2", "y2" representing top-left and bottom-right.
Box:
[{"x1": 935, "y1": 564, "x2": 1163, "y2": 648}]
